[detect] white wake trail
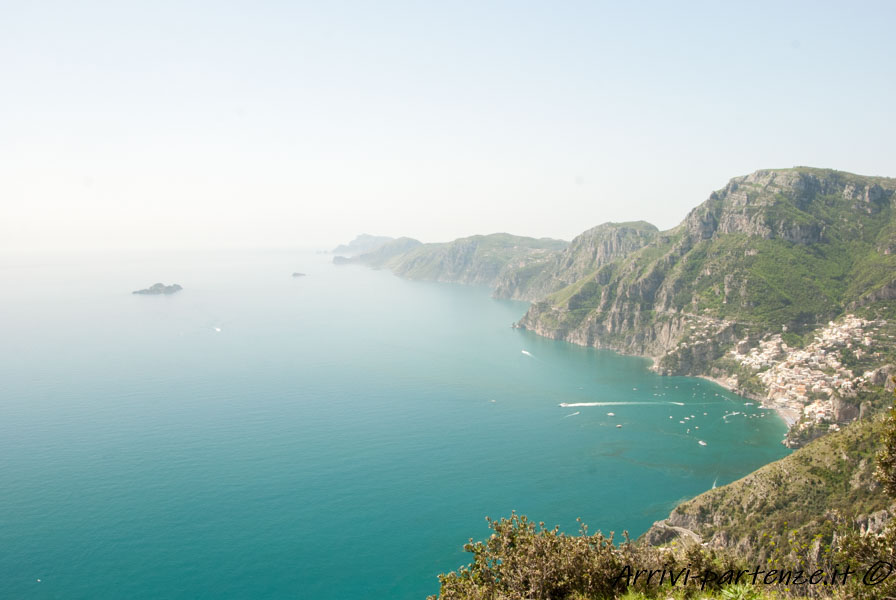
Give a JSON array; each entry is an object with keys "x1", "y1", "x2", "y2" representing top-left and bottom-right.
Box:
[{"x1": 558, "y1": 401, "x2": 689, "y2": 408}]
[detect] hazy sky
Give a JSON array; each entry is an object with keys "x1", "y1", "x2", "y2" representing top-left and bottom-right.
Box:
[{"x1": 3, "y1": 1, "x2": 895, "y2": 252}]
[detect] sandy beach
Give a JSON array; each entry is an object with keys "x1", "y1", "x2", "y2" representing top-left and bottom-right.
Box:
[{"x1": 696, "y1": 374, "x2": 799, "y2": 428}]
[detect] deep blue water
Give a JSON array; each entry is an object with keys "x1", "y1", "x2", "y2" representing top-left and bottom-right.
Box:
[{"x1": 0, "y1": 249, "x2": 789, "y2": 599}]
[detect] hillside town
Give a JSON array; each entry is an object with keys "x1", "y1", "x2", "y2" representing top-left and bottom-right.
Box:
[{"x1": 731, "y1": 315, "x2": 890, "y2": 432}]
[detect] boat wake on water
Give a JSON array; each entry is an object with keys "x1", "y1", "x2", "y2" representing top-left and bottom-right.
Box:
[{"x1": 558, "y1": 401, "x2": 688, "y2": 407}]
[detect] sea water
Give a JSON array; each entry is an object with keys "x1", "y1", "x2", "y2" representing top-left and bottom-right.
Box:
[{"x1": 0, "y1": 249, "x2": 789, "y2": 599}]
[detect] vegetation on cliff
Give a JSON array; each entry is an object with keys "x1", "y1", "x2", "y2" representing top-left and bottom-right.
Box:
[
  {"x1": 491, "y1": 222, "x2": 659, "y2": 301},
  {"x1": 390, "y1": 233, "x2": 567, "y2": 287},
  {"x1": 644, "y1": 400, "x2": 892, "y2": 563},
  {"x1": 336, "y1": 169, "x2": 896, "y2": 382},
  {"x1": 333, "y1": 169, "x2": 896, "y2": 598},
  {"x1": 430, "y1": 513, "x2": 748, "y2": 600},
  {"x1": 335, "y1": 232, "x2": 568, "y2": 288},
  {"x1": 518, "y1": 168, "x2": 896, "y2": 378}
]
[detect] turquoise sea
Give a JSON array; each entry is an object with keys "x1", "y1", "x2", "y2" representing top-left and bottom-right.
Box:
[{"x1": 0, "y1": 249, "x2": 790, "y2": 599}]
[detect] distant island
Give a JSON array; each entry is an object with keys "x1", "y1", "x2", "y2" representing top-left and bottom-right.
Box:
[
  {"x1": 292, "y1": 272, "x2": 306, "y2": 277},
  {"x1": 132, "y1": 283, "x2": 183, "y2": 295}
]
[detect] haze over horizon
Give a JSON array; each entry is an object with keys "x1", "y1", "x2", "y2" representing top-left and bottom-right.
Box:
[{"x1": 3, "y1": 1, "x2": 895, "y2": 253}]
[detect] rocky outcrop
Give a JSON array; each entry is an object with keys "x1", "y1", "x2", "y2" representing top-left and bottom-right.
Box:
[
  {"x1": 857, "y1": 509, "x2": 890, "y2": 535},
  {"x1": 854, "y1": 279, "x2": 896, "y2": 307},
  {"x1": 833, "y1": 395, "x2": 860, "y2": 422},
  {"x1": 703, "y1": 169, "x2": 893, "y2": 241},
  {"x1": 868, "y1": 365, "x2": 892, "y2": 386},
  {"x1": 641, "y1": 521, "x2": 702, "y2": 546}
]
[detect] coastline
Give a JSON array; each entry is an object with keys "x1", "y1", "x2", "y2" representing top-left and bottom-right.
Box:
[
  {"x1": 695, "y1": 374, "x2": 799, "y2": 428},
  {"x1": 515, "y1": 317, "x2": 803, "y2": 431}
]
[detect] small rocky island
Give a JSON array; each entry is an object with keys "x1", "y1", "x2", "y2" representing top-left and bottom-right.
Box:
[
  {"x1": 132, "y1": 283, "x2": 183, "y2": 295},
  {"x1": 292, "y1": 272, "x2": 306, "y2": 277}
]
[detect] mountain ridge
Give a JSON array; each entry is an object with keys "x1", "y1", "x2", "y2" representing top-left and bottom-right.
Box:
[
  {"x1": 335, "y1": 167, "x2": 896, "y2": 442},
  {"x1": 335, "y1": 168, "x2": 896, "y2": 596}
]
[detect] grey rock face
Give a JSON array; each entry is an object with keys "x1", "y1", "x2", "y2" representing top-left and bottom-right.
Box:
[
  {"x1": 858, "y1": 510, "x2": 891, "y2": 534},
  {"x1": 832, "y1": 395, "x2": 859, "y2": 422},
  {"x1": 493, "y1": 222, "x2": 658, "y2": 301},
  {"x1": 641, "y1": 520, "x2": 702, "y2": 546},
  {"x1": 518, "y1": 168, "x2": 896, "y2": 378}
]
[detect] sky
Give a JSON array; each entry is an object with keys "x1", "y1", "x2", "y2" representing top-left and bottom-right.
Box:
[{"x1": 2, "y1": 0, "x2": 895, "y2": 253}]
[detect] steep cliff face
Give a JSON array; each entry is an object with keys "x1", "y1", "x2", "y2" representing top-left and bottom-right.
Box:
[
  {"x1": 335, "y1": 225, "x2": 655, "y2": 300},
  {"x1": 491, "y1": 221, "x2": 658, "y2": 301},
  {"x1": 518, "y1": 168, "x2": 896, "y2": 373}
]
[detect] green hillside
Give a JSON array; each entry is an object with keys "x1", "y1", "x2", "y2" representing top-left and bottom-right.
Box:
[
  {"x1": 337, "y1": 232, "x2": 568, "y2": 288},
  {"x1": 392, "y1": 232, "x2": 567, "y2": 286},
  {"x1": 492, "y1": 221, "x2": 659, "y2": 301},
  {"x1": 644, "y1": 404, "x2": 892, "y2": 561},
  {"x1": 332, "y1": 167, "x2": 896, "y2": 599},
  {"x1": 519, "y1": 168, "x2": 896, "y2": 371}
]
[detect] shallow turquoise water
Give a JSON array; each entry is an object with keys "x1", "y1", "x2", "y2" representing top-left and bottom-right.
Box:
[{"x1": 0, "y1": 249, "x2": 789, "y2": 599}]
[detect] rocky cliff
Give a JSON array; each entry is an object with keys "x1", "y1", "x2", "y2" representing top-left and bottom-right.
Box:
[
  {"x1": 335, "y1": 224, "x2": 657, "y2": 301},
  {"x1": 491, "y1": 221, "x2": 659, "y2": 301},
  {"x1": 517, "y1": 168, "x2": 896, "y2": 376}
]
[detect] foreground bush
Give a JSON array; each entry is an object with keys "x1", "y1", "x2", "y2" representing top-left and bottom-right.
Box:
[
  {"x1": 429, "y1": 386, "x2": 896, "y2": 599},
  {"x1": 429, "y1": 513, "x2": 748, "y2": 600}
]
